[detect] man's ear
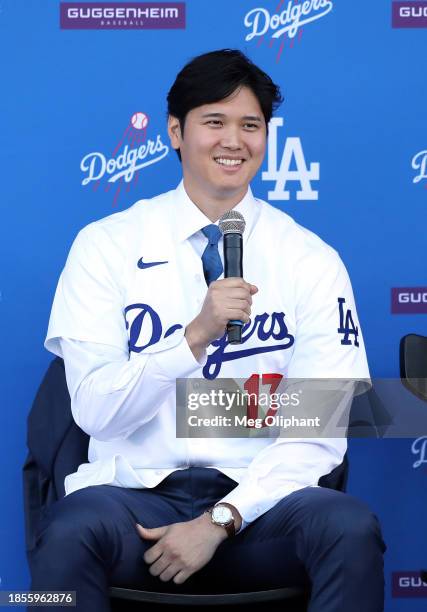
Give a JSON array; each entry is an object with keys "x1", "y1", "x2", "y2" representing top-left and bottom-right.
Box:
[{"x1": 168, "y1": 115, "x2": 182, "y2": 150}]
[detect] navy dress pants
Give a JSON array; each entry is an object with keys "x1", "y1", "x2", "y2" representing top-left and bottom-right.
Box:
[{"x1": 28, "y1": 467, "x2": 386, "y2": 611}]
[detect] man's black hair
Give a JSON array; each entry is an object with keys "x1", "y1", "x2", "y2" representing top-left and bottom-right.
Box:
[{"x1": 167, "y1": 49, "x2": 283, "y2": 161}]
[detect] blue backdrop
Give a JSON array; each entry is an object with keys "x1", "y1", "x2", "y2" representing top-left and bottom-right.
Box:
[{"x1": 1, "y1": 1, "x2": 426, "y2": 608}]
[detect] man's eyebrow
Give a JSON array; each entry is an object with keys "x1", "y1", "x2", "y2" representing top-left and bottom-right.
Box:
[
  {"x1": 200, "y1": 112, "x2": 263, "y2": 122},
  {"x1": 242, "y1": 115, "x2": 262, "y2": 122}
]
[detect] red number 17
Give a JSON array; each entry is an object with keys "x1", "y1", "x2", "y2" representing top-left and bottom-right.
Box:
[{"x1": 243, "y1": 373, "x2": 283, "y2": 427}]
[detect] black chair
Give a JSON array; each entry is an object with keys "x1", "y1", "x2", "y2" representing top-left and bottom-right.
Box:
[
  {"x1": 23, "y1": 357, "x2": 348, "y2": 610},
  {"x1": 400, "y1": 333, "x2": 427, "y2": 401}
]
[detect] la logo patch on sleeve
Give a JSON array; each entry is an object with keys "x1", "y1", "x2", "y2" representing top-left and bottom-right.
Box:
[{"x1": 337, "y1": 298, "x2": 359, "y2": 347}]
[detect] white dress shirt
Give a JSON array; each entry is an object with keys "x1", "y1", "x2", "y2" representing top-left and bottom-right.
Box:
[{"x1": 44, "y1": 180, "x2": 369, "y2": 530}]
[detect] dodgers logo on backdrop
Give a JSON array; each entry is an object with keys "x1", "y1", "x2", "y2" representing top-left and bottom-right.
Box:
[
  {"x1": 412, "y1": 436, "x2": 427, "y2": 469},
  {"x1": 80, "y1": 112, "x2": 169, "y2": 206},
  {"x1": 243, "y1": 1, "x2": 333, "y2": 61},
  {"x1": 262, "y1": 118, "x2": 320, "y2": 200},
  {"x1": 412, "y1": 150, "x2": 427, "y2": 186}
]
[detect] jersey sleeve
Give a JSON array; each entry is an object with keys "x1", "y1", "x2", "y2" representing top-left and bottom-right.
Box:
[
  {"x1": 44, "y1": 225, "x2": 206, "y2": 441},
  {"x1": 287, "y1": 244, "x2": 370, "y2": 380},
  {"x1": 44, "y1": 225, "x2": 129, "y2": 358}
]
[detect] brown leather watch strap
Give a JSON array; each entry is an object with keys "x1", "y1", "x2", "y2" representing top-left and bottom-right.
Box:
[{"x1": 223, "y1": 519, "x2": 236, "y2": 538}]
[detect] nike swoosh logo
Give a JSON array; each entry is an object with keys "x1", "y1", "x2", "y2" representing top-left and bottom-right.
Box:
[{"x1": 137, "y1": 257, "x2": 168, "y2": 270}]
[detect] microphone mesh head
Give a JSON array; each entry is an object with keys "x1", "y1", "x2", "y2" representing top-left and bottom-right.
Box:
[{"x1": 218, "y1": 210, "x2": 246, "y2": 235}]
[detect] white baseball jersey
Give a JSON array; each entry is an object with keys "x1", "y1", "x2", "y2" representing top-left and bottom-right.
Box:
[{"x1": 45, "y1": 180, "x2": 369, "y2": 526}]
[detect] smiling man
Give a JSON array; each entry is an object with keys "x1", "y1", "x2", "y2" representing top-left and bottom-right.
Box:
[
  {"x1": 32, "y1": 50, "x2": 386, "y2": 611},
  {"x1": 168, "y1": 86, "x2": 266, "y2": 219}
]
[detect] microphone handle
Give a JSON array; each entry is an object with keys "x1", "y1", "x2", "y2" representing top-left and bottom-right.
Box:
[{"x1": 223, "y1": 233, "x2": 243, "y2": 344}]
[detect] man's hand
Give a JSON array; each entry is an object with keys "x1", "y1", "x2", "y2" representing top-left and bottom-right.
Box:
[
  {"x1": 136, "y1": 513, "x2": 227, "y2": 584},
  {"x1": 185, "y1": 278, "x2": 258, "y2": 360}
]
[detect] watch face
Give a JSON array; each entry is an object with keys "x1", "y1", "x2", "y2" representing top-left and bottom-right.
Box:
[{"x1": 212, "y1": 505, "x2": 232, "y2": 525}]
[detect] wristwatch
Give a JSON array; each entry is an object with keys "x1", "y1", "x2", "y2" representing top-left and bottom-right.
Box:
[{"x1": 205, "y1": 503, "x2": 236, "y2": 538}]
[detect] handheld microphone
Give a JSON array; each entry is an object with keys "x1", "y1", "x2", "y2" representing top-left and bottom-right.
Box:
[{"x1": 218, "y1": 210, "x2": 246, "y2": 344}]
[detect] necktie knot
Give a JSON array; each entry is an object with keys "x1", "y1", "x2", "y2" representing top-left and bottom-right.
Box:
[{"x1": 202, "y1": 224, "x2": 222, "y2": 246}]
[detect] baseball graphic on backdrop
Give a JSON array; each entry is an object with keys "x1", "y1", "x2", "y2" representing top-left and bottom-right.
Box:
[{"x1": 131, "y1": 112, "x2": 149, "y2": 130}]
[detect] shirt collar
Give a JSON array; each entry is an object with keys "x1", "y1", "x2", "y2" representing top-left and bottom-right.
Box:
[{"x1": 173, "y1": 179, "x2": 259, "y2": 244}]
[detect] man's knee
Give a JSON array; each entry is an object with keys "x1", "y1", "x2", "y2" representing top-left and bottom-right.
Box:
[
  {"x1": 35, "y1": 486, "x2": 125, "y2": 555},
  {"x1": 291, "y1": 487, "x2": 385, "y2": 551}
]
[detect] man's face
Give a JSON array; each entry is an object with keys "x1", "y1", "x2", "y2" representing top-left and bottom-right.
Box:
[{"x1": 168, "y1": 86, "x2": 267, "y2": 202}]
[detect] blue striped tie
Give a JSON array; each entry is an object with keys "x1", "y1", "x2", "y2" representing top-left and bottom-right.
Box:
[{"x1": 201, "y1": 225, "x2": 223, "y2": 286}]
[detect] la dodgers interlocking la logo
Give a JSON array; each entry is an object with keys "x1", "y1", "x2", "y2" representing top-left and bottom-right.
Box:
[
  {"x1": 262, "y1": 118, "x2": 320, "y2": 200},
  {"x1": 412, "y1": 150, "x2": 427, "y2": 187},
  {"x1": 337, "y1": 298, "x2": 359, "y2": 347}
]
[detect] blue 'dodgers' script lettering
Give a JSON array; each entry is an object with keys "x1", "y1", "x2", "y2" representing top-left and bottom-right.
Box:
[{"x1": 125, "y1": 303, "x2": 295, "y2": 379}]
